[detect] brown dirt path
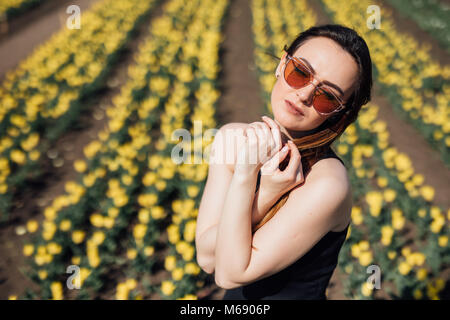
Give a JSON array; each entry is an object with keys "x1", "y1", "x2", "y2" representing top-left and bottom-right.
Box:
[
  {"x1": 214, "y1": 0, "x2": 265, "y2": 126},
  {"x1": 0, "y1": 0, "x2": 98, "y2": 82},
  {"x1": 0, "y1": 0, "x2": 168, "y2": 299},
  {"x1": 0, "y1": 0, "x2": 82, "y2": 42}
]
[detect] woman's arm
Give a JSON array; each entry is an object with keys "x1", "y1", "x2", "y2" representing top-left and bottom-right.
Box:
[
  {"x1": 195, "y1": 123, "x2": 236, "y2": 274},
  {"x1": 195, "y1": 185, "x2": 280, "y2": 274},
  {"x1": 214, "y1": 171, "x2": 259, "y2": 284},
  {"x1": 196, "y1": 121, "x2": 289, "y2": 274},
  {"x1": 214, "y1": 159, "x2": 351, "y2": 289}
]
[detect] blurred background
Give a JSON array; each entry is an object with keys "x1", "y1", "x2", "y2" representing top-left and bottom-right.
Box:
[{"x1": 0, "y1": 0, "x2": 449, "y2": 300}]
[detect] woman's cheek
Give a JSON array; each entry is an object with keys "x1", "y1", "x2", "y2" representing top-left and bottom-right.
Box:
[{"x1": 271, "y1": 82, "x2": 283, "y2": 108}]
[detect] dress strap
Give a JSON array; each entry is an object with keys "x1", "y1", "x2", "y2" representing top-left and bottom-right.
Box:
[{"x1": 321, "y1": 147, "x2": 346, "y2": 167}]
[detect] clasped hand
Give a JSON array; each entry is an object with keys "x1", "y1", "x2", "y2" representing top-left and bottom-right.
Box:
[{"x1": 234, "y1": 116, "x2": 305, "y2": 198}]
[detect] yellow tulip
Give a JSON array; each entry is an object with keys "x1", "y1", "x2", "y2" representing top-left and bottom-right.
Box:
[
  {"x1": 361, "y1": 282, "x2": 373, "y2": 297},
  {"x1": 172, "y1": 267, "x2": 184, "y2": 281},
  {"x1": 438, "y1": 236, "x2": 448, "y2": 247},
  {"x1": 90, "y1": 213, "x2": 104, "y2": 227},
  {"x1": 127, "y1": 249, "x2": 137, "y2": 260},
  {"x1": 398, "y1": 261, "x2": 412, "y2": 275},
  {"x1": 419, "y1": 186, "x2": 435, "y2": 202},
  {"x1": 413, "y1": 289, "x2": 423, "y2": 300},
  {"x1": 23, "y1": 244, "x2": 34, "y2": 256},
  {"x1": 59, "y1": 219, "x2": 71, "y2": 231},
  {"x1": 38, "y1": 270, "x2": 48, "y2": 280},
  {"x1": 151, "y1": 206, "x2": 166, "y2": 219},
  {"x1": 359, "y1": 251, "x2": 373, "y2": 267},
  {"x1": 26, "y1": 220, "x2": 39, "y2": 233},
  {"x1": 161, "y1": 281, "x2": 176, "y2": 296},
  {"x1": 416, "y1": 268, "x2": 427, "y2": 281},
  {"x1": 144, "y1": 246, "x2": 154, "y2": 256},
  {"x1": 73, "y1": 160, "x2": 87, "y2": 173},
  {"x1": 50, "y1": 282, "x2": 63, "y2": 300},
  {"x1": 72, "y1": 230, "x2": 86, "y2": 244}
]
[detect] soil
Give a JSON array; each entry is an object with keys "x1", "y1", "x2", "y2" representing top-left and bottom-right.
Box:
[{"x1": 214, "y1": 0, "x2": 265, "y2": 126}]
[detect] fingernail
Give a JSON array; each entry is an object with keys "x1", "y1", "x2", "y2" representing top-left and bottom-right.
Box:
[{"x1": 281, "y1": 145, "x2": 288, "y2": 152}]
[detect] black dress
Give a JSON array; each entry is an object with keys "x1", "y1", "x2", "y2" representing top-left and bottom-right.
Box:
[{"x1": 222, "y1": 147, "x2": 350, "y2": 300}]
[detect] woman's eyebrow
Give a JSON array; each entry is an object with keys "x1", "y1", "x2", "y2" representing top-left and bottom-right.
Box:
[{"x1": 299, "y1": 57, "x2": 345, "y2": 96}]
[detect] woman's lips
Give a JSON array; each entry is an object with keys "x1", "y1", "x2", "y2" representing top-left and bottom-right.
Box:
[{"x1": 284, "y1": 100, "x2": 304, "y2": 116}]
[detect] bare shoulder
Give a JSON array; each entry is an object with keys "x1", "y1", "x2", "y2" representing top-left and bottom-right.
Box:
[
  {"x1": 294, "y1": 155, "x2": 352, "y2": 232},
  {"x1": 309, "y1": 156, "x2": 349, "y2": 187}
]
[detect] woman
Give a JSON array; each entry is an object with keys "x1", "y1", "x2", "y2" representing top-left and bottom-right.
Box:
[{"x1": 195, "y1": 24, "x2": 372, "y2": 299}]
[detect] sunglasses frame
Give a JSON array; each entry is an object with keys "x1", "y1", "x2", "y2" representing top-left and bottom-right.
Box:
[{"x1": 281, "y1": 45, "x2": 346, "y2": 116}]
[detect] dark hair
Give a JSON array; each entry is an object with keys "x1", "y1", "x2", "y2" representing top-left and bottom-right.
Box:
[{"x1": 284, "y1": 24, "x2": 373, "y2": 130}]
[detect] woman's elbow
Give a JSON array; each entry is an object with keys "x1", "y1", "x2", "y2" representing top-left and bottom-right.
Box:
[
  {"x1": 196, "y1": 254, "x2": 215, "y2": 274},
  {"x1": 214, "y1": 273, "x2": 240, "y2": 290}
]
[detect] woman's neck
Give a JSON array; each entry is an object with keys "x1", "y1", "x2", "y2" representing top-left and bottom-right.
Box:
[{"x1": 286, "y1": 127, "x2": 321, "y2": 139}]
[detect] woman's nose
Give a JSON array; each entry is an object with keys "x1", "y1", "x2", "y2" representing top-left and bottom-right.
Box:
[{"x1": 296, "y1": 81, "x2": 318, "y2": 106}]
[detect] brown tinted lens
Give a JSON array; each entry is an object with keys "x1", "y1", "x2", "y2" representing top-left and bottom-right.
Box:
[
  {"x1": 284, "y1": 58, "x2": 310, "y2": 88},
  {"x1": 314, "y1": 88, "x2": 340, "y2": 114}
]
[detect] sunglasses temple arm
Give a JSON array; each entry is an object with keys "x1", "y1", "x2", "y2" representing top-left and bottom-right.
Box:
[{"x1": 256, "y1": 48, "x2": 281, "y2": 61}]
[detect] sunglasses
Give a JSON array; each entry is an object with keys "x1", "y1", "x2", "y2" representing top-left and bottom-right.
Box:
[{"x1": 280, "y1": 45, "x2": 346, "y2": 115}]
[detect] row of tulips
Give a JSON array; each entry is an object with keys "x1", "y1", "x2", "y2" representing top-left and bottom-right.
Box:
[
  {"x1": 15, "y1": 0, "x2": 228, "y2": 300},
  {"x1": 0, "y1": 0, "x2": 42, "y2": 20},
  {"x1": 113, "y1": 0, "x2": 228, "y2": 300},
  {"x1": 110, "y1": 0, "x2": 228, "y2": 300},
  {"x1": 0, "y1": 0, "x2": 160, "y2": 221},
  {"x1": 116, "y1": 0, "x2": 206, "y2": 298},
  {"x1": 336, "y1": 102, "x2": 449, "y2": 299},
  {"x1": 161, "y1": 0, "x2": 228, "y2": 299},
  {"x1": 319, "y1": 0, "x2": 450, "y2": 167},
  {"x1": 251, "y1": 0, "x2": 449, "y2": 299},
  {"x1": 386, "y1": 0, "x2": 450, "y2": 52}
]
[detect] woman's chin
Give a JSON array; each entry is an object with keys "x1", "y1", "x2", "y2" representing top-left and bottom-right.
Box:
[{"x1": 274, "y1": 106, "x2": 307, "y2": 131}]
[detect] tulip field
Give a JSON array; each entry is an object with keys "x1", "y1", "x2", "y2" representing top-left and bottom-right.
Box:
[{"x1": 0, "y1": 0, "x2": 448, "y2": 300}]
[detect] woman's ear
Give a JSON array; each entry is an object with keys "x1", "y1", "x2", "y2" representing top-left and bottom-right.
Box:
[{"x1": 275, "y1": 52, "x2": 288, "y2": 78}]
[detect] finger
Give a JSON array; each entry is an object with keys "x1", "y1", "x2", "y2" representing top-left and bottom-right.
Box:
[
  {"x1": 258, "y1": 121, "x2": 273, "y2": 139},
  {"x1": 246, "y1": 128, "x2": 259, "y2": 164},
  {"x1": 295, "y1": 165, "x2": 304, "y2": 185},
  {"x1": 255, "y1": 121, "x2": 277, "y2": 156},
  {"x1": 236, "y1": 135, "x2": 248, "y2": 165},
  {"x1": 246, "y1": 127, "x2": 258, "y2": 145},
  {"x1": 250, "y1": 123, "x2": 267, "y2": 141},
  {"x1": 281, "y1": 140, "x2": 302, "y2": 178},
  {"x1": 292, "y1": 159, "x2": 304, "y2": 184},
  {"x1": 261, "y1": 116, "x2": 282, "y2": 152},
  {"x1": 250, "y1": 123, "x2": 271, "y2": 161},
  {"x1": 261, "y1": 143, "x2": 290, "y2": 174},
  {"x1": 250, "y1": 122, "x2": 271, "y2": 143}
]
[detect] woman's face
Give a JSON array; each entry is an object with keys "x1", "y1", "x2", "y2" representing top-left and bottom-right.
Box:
[{"x1": 271, "y1": 37, "x2": 359, "y2": 134}]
